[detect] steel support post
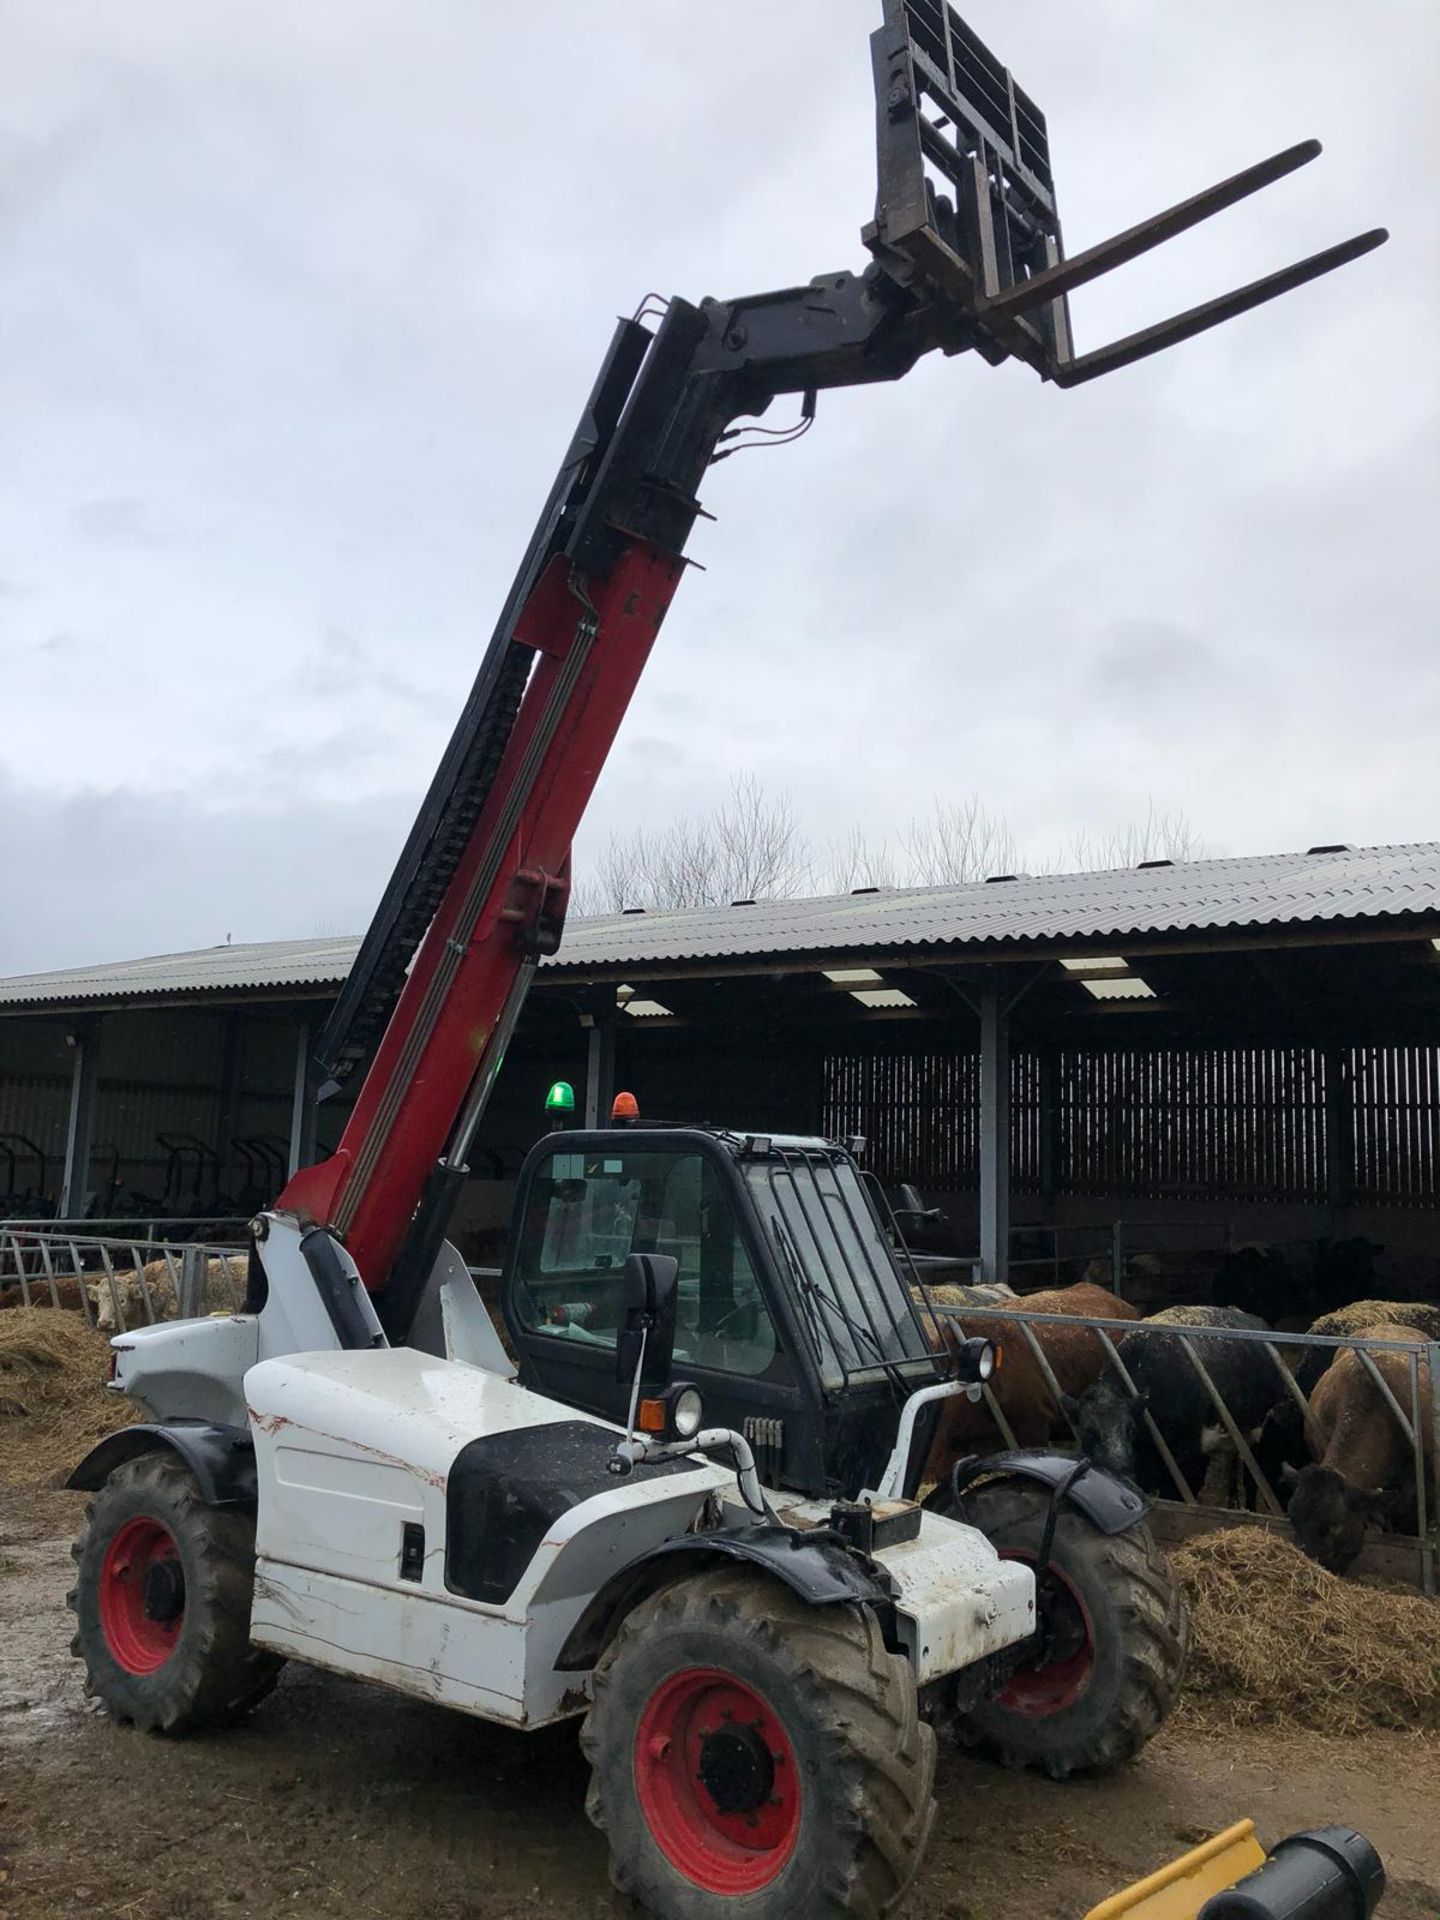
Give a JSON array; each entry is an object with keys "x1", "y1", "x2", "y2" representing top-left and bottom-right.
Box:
[
  {"x1": 978, "y1": 983, "x2": 1010, "y2": 1290},
  {"x1": 59, "y1": 1020, "x2": 100, "y2": 1218},
  {"x1": 583, "y1": 1016, "x2": 618, "y2": 1130},
  {"x1": 288, "y1": 1021, "x2": 319, "y2": 1178}
]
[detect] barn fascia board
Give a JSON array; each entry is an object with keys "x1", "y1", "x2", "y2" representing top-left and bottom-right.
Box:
[
  {"x1": 0, "y1": 983, "x2": 344, "y2": 1020},
  {"x1": 537, "y1": 917, "x2": 1440, "y2": 988}
]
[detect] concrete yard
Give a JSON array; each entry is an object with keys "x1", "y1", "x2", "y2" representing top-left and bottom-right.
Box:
[{"x1": 3, "y1": 1487, "x2": 1438, "y2": 1920}]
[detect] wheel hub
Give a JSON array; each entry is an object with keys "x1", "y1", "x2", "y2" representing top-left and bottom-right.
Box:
[
  {"x1": 697, "y1": 1723, "x2": 776, "y2": 1816},
  {"x1": 98, "y1": 1516, "x2": 185, "y2": 1675},
  {"x1": 996, "y1": 1551, "x2": 1096, "y2": 1718},
  {"x1": 634, "y1": 1667, "x2": 802, "y2": 1894},
  {"x1": 143, "y1": 1558, "x2": 186, "y2": 1625}
]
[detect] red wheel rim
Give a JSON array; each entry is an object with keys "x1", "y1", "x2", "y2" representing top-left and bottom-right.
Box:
[
  {"x1": 634, "y1": 1668, "x2": 802, "y2": 1894},
  {"x1": 997, "y1": 1552, "x2": 1095, "y2": 1717},
  {"x1": 98, "y1": 1517, "x2": 185, "y2": 1674}
]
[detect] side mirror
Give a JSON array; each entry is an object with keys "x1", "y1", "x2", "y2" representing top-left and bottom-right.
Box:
[{"x1": 615, "y1": 1251, "x2": 679, "y2": 1388}]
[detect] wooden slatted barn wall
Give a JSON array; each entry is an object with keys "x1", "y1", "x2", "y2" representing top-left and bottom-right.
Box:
[
  {"x1": 1351, "y1": 1044, "x2": 1440, "y2": 1206},
  {"x1": 822, "y1": 1043, "x2": 1438, "y2": 1206},
  {"x1": 822, "y1": 1048, "x2": 980, "y2": 1187},
  {"x1": 1055, "y1": 1046, "x2": 1327, "y2": 1200}
]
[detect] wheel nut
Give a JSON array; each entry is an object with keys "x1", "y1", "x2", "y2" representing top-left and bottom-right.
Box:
[{"x1": 646, "y1": 1734, "x2": 672, "y2": 1762}]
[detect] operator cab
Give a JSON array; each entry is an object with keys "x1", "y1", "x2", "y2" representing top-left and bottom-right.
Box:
[{"x1": 501, "y1": 1124, "x2": 941, "y2": 1498}]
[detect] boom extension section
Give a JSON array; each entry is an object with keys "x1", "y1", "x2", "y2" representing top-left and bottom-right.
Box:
[{"x1": 278, "y1": 1, "x2": 1385, "y2": 1332}]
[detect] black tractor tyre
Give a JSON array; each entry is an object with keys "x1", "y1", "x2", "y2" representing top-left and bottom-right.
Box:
[
  {"x1": 68, "y1": 1450, "x2": 283, "y2": 1734},
  {"x1": 946, "y1": 1479, "x2": 1189, "y2": 1780},
  {"x1": 581, "y1": 1567, "x2": 935, "y2": 1920}
]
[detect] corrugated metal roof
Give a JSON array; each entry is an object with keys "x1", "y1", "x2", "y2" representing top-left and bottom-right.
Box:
[
  {"x1": 2, "y1": 844, "x2": 1436, "y2": 1012},
  {"x1": 547, "y1": 843, "x2": 1440, "y2": 974},
  {"x1": 0, "y1": 936, "x2": 359, "y2": 1009}
]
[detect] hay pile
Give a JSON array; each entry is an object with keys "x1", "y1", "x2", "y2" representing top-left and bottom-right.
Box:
[
  {"x1": 1173, "y1": 1528, "x2": 1440, "y2": 1735},
  {"x1": 0, "y1": 1306, "x2": 140, "y2": 1486}
]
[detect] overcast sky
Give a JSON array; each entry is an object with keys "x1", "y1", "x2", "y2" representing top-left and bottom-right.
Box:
[{"x1": 0, "y1": 1, "x2": 1435, "y2": 975}]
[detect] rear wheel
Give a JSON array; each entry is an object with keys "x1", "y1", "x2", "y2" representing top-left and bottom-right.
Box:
[
  {"x1": 943, "y1": 1480, "x2": 1188, "y2": 1779},
  {"x1": 581, "y1": 1568, "x2": 934, "y2": 1919},
  {"x1": 68, "y1": 1450, "x2": 282, "y2": 1734}
]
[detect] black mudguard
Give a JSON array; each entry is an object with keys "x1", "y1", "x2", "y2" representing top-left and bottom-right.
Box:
[
  {"x1": 555, "y1": 1523, "x2": 894, "y2": 1672},
  {"x1": 948, "y1": 1448, "x2": 1147, "y2": 1536},
  {"x1": 67, "y1": 1421, "x2": 257, "y2": 1508}
]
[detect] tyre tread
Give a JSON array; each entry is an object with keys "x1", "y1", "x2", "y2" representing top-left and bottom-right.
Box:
[
  {"x1": 581, "y1": 1567, "x2": 934, "y2": 1919},
  {"x1": 68, "y1": 1451, "x2": 281, "y2": 1735}
]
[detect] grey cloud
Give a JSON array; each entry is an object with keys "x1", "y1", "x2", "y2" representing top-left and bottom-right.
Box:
[
  {"x1": 289, "y1": 625, "x2": 446, "y2": 714},
  {"x1": 0, "y1": 1, "x2": 1434, "y2": 971},
  {"x1": 1091, "y1": 623, "x2": 1229, "y2": 707},
  {"x1": 0, "y1": 767, "x2": 402, "y2": 974},
  {"x1": 71, "y1": 497, "x2": 169, "y2": 548}
]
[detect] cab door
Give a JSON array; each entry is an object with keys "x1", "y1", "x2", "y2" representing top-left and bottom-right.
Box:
[{"x1": 502, "y1": 1133, "x2": 824, "y2": 1492}]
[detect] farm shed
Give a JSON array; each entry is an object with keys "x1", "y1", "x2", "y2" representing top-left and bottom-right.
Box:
[{"x1": 3, "y1": 842, "x2": 1439, "y2": 1302}]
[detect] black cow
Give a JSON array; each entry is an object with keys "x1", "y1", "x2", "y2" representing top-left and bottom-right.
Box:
[
  {"x1": 1066, "y1": 1305, "x2": 1283, "y2": 1502},
  {"x1": 1213, "y1": 1246, "x2": 1297, "y2": 1327}
]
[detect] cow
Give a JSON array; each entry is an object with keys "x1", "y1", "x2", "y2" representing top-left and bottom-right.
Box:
[
  {"x1": 914, "y1": 1281, "x2": 1017, "y2": 1310},
  {"x1": 1214, "y1": 1245, "x2": 1297, "y2": 1327},
  {"x1": 1255, "y1": 1299, "x2": 1440, "y2": 1500},
  {"x1": 88, "y1": 1256, "x2": 243, "y2": 1332},
  {"x1": 920, "y1": 1281, "x2": 1137, "y2": 1483},
  {"x1": 1294, "y1": 1299, "x2": 1440, "y2": 1394},
  {"x1": 1285, "y1": 1324, "x2": 1435, "y2": 1574},
  {"x1": 0, "y1": 1275, "x2": 89, "y2": 1313},
  {"x1": 1309, "y1": 1237, "x2": 1384, "y2": 1317},
  {"x1": 1065, "y1": 1305, "x2": 1281, "y2": 1503}
]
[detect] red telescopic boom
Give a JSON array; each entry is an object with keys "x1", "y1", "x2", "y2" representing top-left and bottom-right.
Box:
[{"x1": 269, "y1": 2, "x2": 1383, "y2": 1344}]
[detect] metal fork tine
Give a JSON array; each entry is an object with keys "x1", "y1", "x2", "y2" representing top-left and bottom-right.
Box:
[
  {"x1": 982, "y1": 139, "x2": 1323, "y2": 319},
  {"x1": 1054, "y1": 228, "x2": 1389, "y2": 388}
]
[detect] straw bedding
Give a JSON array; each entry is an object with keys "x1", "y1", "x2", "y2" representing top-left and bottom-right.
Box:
[
  {"x1": 1172, "y1": 1527, "x2": 1440, "y2": 1735},
  {"x1": 0, "y1": 1305, "x2": 139, "y2": 1485}
]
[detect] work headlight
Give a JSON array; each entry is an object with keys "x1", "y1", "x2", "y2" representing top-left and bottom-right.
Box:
[
  {"x1": 955, "y1": 1336, "x2": 1000, "y2": 1384},
  {"x1": 638, "y1": 1382, "x2": 705, "y2": 1443}
]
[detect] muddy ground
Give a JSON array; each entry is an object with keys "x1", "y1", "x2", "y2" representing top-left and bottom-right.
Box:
[{"x1": 3, "y1": 1487, "x2": 1438, "y2": 1920}]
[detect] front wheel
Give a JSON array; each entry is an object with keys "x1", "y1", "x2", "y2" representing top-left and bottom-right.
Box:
[
  {"x1": 68, "y1": 1450, "x2": 283, "y2": 1734},
  {"x1": 944, "y1": 1480, "x2": 1189, "y2": 1779},
  {"x1": 581, "y1": 1568, "x2": 935, "y2": 1919}
]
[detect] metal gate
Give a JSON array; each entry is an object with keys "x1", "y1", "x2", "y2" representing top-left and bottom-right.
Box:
[
  {"x1": 929, "y1": 1303, "x2": 1440, "y2": 1595},
  {"x1": 0, "y1": 1226, "x2": 247, "y2": 1333}
]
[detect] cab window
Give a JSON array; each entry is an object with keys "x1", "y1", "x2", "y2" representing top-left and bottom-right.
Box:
[{"x1": 512, "y1": 1147, "x2": 786, "y2": 1381}]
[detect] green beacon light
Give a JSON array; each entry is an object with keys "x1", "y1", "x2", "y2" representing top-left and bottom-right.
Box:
[{"x1": 544, "y1": 1079, "x2": 576, "y2": 1115}]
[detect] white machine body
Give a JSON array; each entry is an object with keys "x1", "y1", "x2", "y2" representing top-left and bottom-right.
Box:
[{"x1": 107, "y1": 1212, "x2": 1037, "y2": 1729}]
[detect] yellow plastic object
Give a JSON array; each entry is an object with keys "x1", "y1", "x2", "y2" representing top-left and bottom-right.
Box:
[{"x1": 1083, "y1": 1821, "x2": 1268, "y2": 1920}]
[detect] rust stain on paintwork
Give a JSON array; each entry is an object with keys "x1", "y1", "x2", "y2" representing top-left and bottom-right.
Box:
[{"x1": 246, "y1": 1407, "x2": 446, "y2": 1490}]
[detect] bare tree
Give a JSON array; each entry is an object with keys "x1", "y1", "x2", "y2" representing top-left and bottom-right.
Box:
[
  {"x1": 578, "y1": 776, "x2": 812, "y2": 912},
  {"x1": 903, "y1": 797, "x2": 1021, "y2": 885},
  {"x1": 1067, "y1": 802, "x2": 1204, "y2": 872},
  {"x1": 570, "y1": 782, "x2": 1206, "y2": 916},
  {"x1": 823, "y1": 823, "x2": 901, "y2": 894}
]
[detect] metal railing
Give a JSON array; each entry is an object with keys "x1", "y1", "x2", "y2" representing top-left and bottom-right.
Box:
[
  {"x1": 949, "y1": 1217, "x2": 1226, "y2": 1297},
  {"x1": 1, "y1": 1213, "x2": 251, "y2": 1244},
  {"x1": 928, "y1": 1302, "x2": 1440, "y2": 1595},
  {"x1": 0, "y1": 1226, "x2": 247, "y2": 1333}
]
